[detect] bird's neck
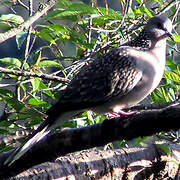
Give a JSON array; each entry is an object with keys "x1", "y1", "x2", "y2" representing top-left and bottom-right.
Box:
[
  {"x1": 151, "y1": 38, "x2": 167, "y2": 49},
  {"x1": 149, "y1": 38, "x2": 167, "y2": 63},
  {"x1": 128, "y1": 30, "x2": 167, "y2": 53},
  {"x1": 128, "y1": 31, "x2": 152, "y2": 49}
]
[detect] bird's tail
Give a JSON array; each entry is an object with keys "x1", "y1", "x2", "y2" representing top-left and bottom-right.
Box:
[
  {"x1": 4, "y1": 110, "x2": 77, "y2": 166},
  {"x1": 4, "y1": 119, "x2": 52, "y2": 166}
]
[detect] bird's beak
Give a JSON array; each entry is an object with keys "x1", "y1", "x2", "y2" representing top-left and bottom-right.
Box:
[{"x1": 165, "y1": 30, "x2": 175, "y2": 41}]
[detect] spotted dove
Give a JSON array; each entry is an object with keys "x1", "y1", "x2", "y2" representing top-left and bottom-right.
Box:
[{"x1": 4, "y1": 15, "x2": 174, "y2": 166}]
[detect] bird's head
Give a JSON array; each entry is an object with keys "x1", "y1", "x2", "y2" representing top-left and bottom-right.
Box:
[{"x1": 144, "y1": 15, "x2": 174, "y2": 41}]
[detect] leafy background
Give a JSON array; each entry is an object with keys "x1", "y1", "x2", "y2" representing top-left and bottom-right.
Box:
[{"x1": 0, "y1": 0, "x2": 179, "y2": 152}]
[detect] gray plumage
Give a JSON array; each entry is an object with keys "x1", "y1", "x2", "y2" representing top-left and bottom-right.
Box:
[{"x1": 4, "y1": 15, "x2": 174, "y2": 166}]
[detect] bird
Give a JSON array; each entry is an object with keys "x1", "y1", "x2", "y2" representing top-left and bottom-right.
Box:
[{"x1": 4, "y1": 15, "x2": 174, "y2": 166}]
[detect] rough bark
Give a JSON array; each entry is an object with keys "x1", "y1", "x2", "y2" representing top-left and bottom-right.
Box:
[
  {"x1": 6, "y1": 144, "x2": 180, "y2": 179},
  {"x1": 0, "y1": 102, "x2": 180, "y2": 178}
]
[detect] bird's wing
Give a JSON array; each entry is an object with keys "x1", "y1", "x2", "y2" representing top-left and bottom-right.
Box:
[{"x1": 47, "y1": 47, "x2": 143, "y2": 116}]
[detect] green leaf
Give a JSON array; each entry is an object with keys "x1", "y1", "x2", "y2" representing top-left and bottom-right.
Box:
[
  {"x1": 57, "y1": 0, "x2": 72, "y2": 7},
  {"x1": 154, "y1": 0, "x2": 163, "y2": 7},
  {"x1": 164, "y1": 71, "x2": 180, "y2": 84},
  {"x1": 135, "y1": 136, "x2": 148, "y2": 146},
  {"x1": 95, "y1": 114, "x2": 106, "y2": 123},
  {"x1": 161, "y1": 87, "x2": 169, "y2": 102},
  {"x1": 0, "y1": 128, "x2": 9, "y2": 134},
  {"x1": 61, "y1": 120, "x2": 77, "y2": 128},
  {"x1": 0, "y1": 121, "x2": 12, "y2": 127},
  {"x1": 133, "y1": 8, "x2": 143, "y2": 16},
  {"x1": 168, "y1": 87, "x2": 176, "y2": 100},
  {"x1": 0, "y1": 57, "x2": 22, "y2": 68},
  {"x1": 39, "y1": 60, "x2": 61, "y2": 68},
  {"x1": 64, "y1": 3, "x2": 98, "y2": 15},
  {"x1": 0, "y1": 88, "x2": 24, "y2": 111},
  {"x1": 133, "y1": 7, "x2": 154, "y2": 17},
  {"x1": 135, "y1": 0, "x2": 143, "y2": 5},
  {"x1": 16, "y1": 32, "x2": 27, "y2": 49},
  {"x1": 98, "y1": 7, "x2": 122, "y2": 19},
  {"x1": 156, "y1": 144, "x2": 171, "y2": 155},
  {"x1": 89, "y1": 7, "x2": 123, "y2": 27},
  {"x1": 173, "y1": 34, "x2": 180, "y2": 43},
  {"x1": 18, "y1": 109, "x2": 42, "y2": 127},
  {"x1": 25, "y1": 117, "x2": 42, "y2": 127},
  {"x1": 0, "y1": 22, "x2": 10, "y2": 28},
  {"x1": 0, "y1": 144, "x2": 14, "y2": 152},
  {"x1": 0, "y1": 1, "x2": 12, "y2": 5},
  {"x1": 31, "y1": 78, "x2": 40, "y2": 92},
  {"x1": 28, "y1": 97, "x2": 47, "y2": 107},
  {"x1": 170, "y1": 6, "x2": 177, "y2": 14},
  {"x1": 151, "y1": 88, "x2": 164, "y2": 103},
  {"x1": 47, "y1": 24, "x2": 72, "y2": 33},
  {"x1": 166, "y1": 59, "x2": 179, "y2": 72},
  {"x1": 45, "y1": 3, "x2": 98, "y2": 21},
  {"x1": 38, "y1": 24, "x2": 75, "y2": 44},
  {"x1": 45, "y1": 9, "x2": 78, "y2": 21},
  {"x1": 27, "y1": 49, "x2": 41, "y2": 66},
  {"x1": 0, "y1": 14, "x2": 24, "y2": 24},
  {"x1": 39, "y1": 82, "x2": 55, "y2": 99},
  {"x1": 142, "y1": 7, "x2": 154, "y2": 17},
  {"x1": 37, "y1": 28, "x2": 56, "y2": 44}
]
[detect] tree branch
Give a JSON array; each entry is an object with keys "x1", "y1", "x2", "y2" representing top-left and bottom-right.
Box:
[
  {"x1": 0, "y1": 101, "x2": 180, "y2": 178},
  {"x1": 4, "y1": 144, "x2": 180, "y2": 179},
  {"x1": 0, "y1": 67, "x2": 70, "y2": 83},
  {"x1": 0, "y1": 0, "x2": 58, "y2": 43}
]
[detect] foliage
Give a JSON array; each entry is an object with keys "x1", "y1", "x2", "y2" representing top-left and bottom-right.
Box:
[{"x1": 0, "y1": 0, "x2": 179, "y2": 152}]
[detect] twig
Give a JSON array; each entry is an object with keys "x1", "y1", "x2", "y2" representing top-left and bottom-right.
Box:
[
  {"x1": 168, "y1": 44, "x2": 180, "y2": 54},
  {"x1": 0, "y1": 67, "x2": 70, "y2": 83},
  {"x1": 127, "y1": 100, "x2": 180, "y2": 111},
  {"x1": 22, "y1": 0, "x2": 34, "y2": 69},
  {"x1": 172, "y1": 2, "x2": 180, "y2": 23},
  {"x1": 17, "y1": 0, "x2": 31, "y2": 11},
  {"x1": 118, "y1": 0, "x2": 132, "y2": 28},
  {"x1": 157, "y1": 0, "x2": 180, "y2": 15},
  {"x1": 0, "y1": 0, "x2": 58, "y2": 43}
]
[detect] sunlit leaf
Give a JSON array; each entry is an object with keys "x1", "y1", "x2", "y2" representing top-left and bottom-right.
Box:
[
  {"x1": 0, "y1": 14, "x2": 24, "y2": 24},
  {"x1": 135, "y1": 136, "x2": 148, "y2": 146},
  {"x1": 156, "y1": 144, "x2": 171, "y2": 155},
  {"x1": 31, "y1": 78, "x2": 40, "y2": 92},
  {"x1": 0, "y1": 57, "x2": 21, "y2": 68},
  {"x1": 57, "y1": 0, "x2": 72, "y2": 7},
  {"x1": 161, "y1": 87, "x2": 169, "y2": 102},
  {"x1": 173, "y1": 34, "x2": 180, "y2": 43},
  {"x1": 37, "y1": 28, "x2": 57, "y2": 44},
  {"x1": 166, "y1": 59, "x2": 179, "y2": 72},
  {"x1": 151, "y1": 88, "x2": 164, "y2": 103},
  {"x1": 45, "y1": 3, "x2": 98, "y2": 21},
  {"x1": 133, "y1": 7, "x2": 154, "y2": 17},
  {"x1": 39, "y1": 60, "x2": 61, "y2": 68},
  {"x1": 164, "y1": 71, "x2": 180, "y2": 84},
  {"x1": 135, "y1": 0, "x2": 143, "y2": 5},
  {"x1": 28, "y1": 97, "x2": 47, "y2": 106},
  {"x1": 39, "y1": 81, "x2": 55, "y2": 99}
]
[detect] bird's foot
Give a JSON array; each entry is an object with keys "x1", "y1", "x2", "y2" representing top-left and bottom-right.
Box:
[{"x1": 107, "y1": 110, "x2": 137, "y2": 119}]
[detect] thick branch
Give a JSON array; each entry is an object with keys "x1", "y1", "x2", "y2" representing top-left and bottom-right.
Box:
[
  {"x1": 0, "y1": 0, "x2": 58, "y2": 43},
  {"x1": 0, "y1": 102, "x2": 180, "y2": 178},
  {"x1": 0, "y1": 67, "x2": 70, "y2": 83},
  {"x1": 6, "y1": 144, "x2": 180, "y2": 179}
]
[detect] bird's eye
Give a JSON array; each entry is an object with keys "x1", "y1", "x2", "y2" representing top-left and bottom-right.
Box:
[{"x1": 157, "y1": 22, "x2": 163, "y2": 29}]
